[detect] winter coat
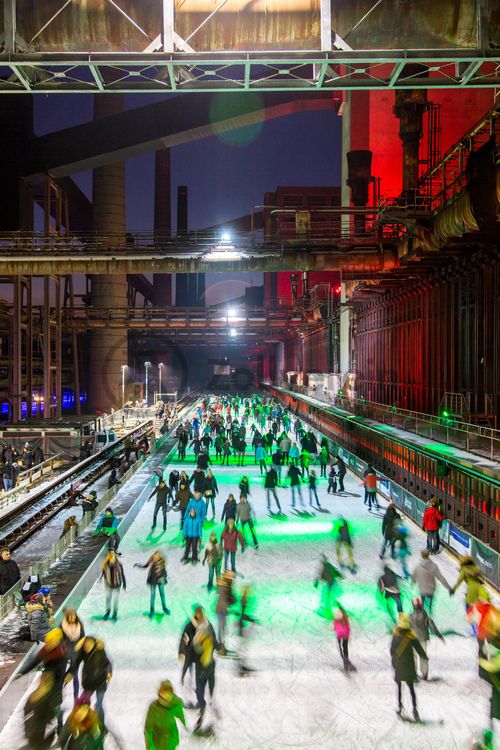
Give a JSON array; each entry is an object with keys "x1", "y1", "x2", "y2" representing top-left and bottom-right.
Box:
[
  {"x1": 203, "y1": 540, "x2": 222, "y2": 567},
  {"x1": 140, "y1": 555, "x2": 167, "y2": 586},
  {"x1": 149, "y1": 483, "x2": 169, "y2": 506},
  {"x1": 20, "y1": 643, "x2": 68, "y2": 691},
  {"x1": 144, "y1": 693, "x2": 185, "y2": 750},
  {"x1": 186, "y1": 497, "x2": 206, "y2": 522},
  {"x1": 264, "y1": 469, "x2": 278, "y2": 489},
  {"x1": 239, "y1": 479, "x2": 250, "y2": 497},
  {"x1": 452, "y1": 562, "x2": 488, "y2": 605},
  {"x1": 236, "y1": 500, "x2": 254, "y2": 523},
  {"x1": 279, "y1": 437, "x2": 291, "y2": 453},
  {"x1": 333, "y1": 611, "x2": 350, "y2": 641},
  {"x1": 288, "y1": 465, "x2": 303, "y2": 486},
  {"x1": 378, "y1": 569, "x2": 401, "y2": 596},
  {"x1": 317, "y1": 560, "x2": 342, "y2": 587},
  {"x1": 409, "y1": 609, "x2": 441, "y2": 644},
  {"x1": 221, "y1": 527, "x2": 244, "y2": 552},
  {"x1": 95, "y1": 512, "x2": 118, "y2": 536},
  {"x1": 197, "y1": 453, "x2": 211, "y2": 470},
  {"x1": 0, "y1": 557, "x2": 21, "y2": 594},
  {"x1": 175, "y1": 484, "x2": 193, "y2": 511},
  {"x1": 203, "y1": 476, "x2": 218, "y2": 497},
  {"x1": 255, "y1": 446, "x2": 266, "y2": 462},
  {"x1": 382, "y1": 506, "x2": 401, "y2": 540},
  {"x1": 363, "y1": 472, "x2": 377, "y2": 491},
  {"x1": 221, "y1": 499, "x2": 237, "y2": 522},
  {"x1": 390, "y1": 629, "x2": 426, "y2": 683},
  {"x1": 335, "y1": 458, "x2": 346, "y2": 477},
  {"x1": 423, "y1": 505, "x2": 444, "y2": 531},
  {"x1": 102, "y1": 560, "x2": 126, "y2": 590},
  {"x1": 26, "y1": 601, "x2": 51, "y2": 642},
  {"x1": 61, "y1": 617, "x2": 85, "y2": 669},
  {"x1": 190, "y1": 470, "x2": 206, "y2": 493},
  {"x1": 216, "y1": 580, "x2": 236, "y2": 615},
  {"x1": 74, "y1": 639, "x2": 112, "y2": 692},
  {"x1": 183, "y1": 513, "x2": 202, "y2": 539},
  {"x1": 59, "y1": 707, "x2": 104, "y2": 750},
  {"x1": 336, "y1": 520, "x2": 352, "y2": 545},
  {"x1": 411, "y1": 558, "x2": 450, "y2": 595}
]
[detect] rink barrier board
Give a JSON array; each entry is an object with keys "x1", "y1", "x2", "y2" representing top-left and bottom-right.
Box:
[
  {"x1": 269, "y1": 385, "x2": 500, "y2": 591},
  {"x1": 0, "y1": 400, "x2": 196, "y2": 734}
]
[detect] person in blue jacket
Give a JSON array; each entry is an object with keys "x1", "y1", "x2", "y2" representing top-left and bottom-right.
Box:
[
  {"x1": 186, "y1": 492, "x2": 207, "y2": 524},
  {"x1": 182, "y1": 508, "x2": 202, "y2": 564},
  {"x1": 94, "y1": 507, "x2": 121, "y2": 552}
]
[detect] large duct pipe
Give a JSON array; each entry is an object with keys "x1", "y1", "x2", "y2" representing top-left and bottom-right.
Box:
[
  {"x1": 347, "y1": 149, "x2": 372, "y2": 233},
  {"x1": 394, "y1": 66, "x2": 428, "y2": 200}
]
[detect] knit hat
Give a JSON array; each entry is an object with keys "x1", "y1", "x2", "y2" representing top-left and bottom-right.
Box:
[
  {"x1": 421, "y1": 550, "x2": 430, "y2": 559},
  {"x1": 397, "y1": 613, "x2": 411, "y2": 630}
]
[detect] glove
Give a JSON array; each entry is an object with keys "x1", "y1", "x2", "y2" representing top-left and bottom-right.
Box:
[
  {"x1": 241, "y1": 546, "x2": 246, "y2": 553},
  {"x1": 449, "y1": 590, "x2": 455, "y2": 597}
]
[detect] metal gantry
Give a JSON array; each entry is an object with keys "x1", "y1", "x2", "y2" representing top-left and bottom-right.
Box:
[{"x1": 0, "y1": 0, "x2": 498, "y2": 92}]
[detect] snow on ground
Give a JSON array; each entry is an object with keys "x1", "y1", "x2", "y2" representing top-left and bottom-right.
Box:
[{"x1": 0, "y1": 429, "x2": 490, "y2": 750}]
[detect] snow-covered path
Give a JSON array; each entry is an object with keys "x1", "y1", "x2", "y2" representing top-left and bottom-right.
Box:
[{"x1": 0, "y1": 435, "x2": 489, "y2": 749}]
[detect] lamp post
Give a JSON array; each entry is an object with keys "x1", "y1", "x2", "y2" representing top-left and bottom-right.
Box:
[
  {"x1": 158, "y1": 362, "x2": 164, "y2": 397},
  {"x1": 120, "y1": 365, "x2": 127, "y2": 408},
  {"x1": 145, "y1": 361, "x2": 152, "y2": 406}
]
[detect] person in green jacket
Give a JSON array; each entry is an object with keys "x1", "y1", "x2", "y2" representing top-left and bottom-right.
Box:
[
  {"x1": 452, "y1": 556, "x2": 490, "y2": 606},
  {"x1": 144, "y1": 680, "x2": 185, "y2": 750}
]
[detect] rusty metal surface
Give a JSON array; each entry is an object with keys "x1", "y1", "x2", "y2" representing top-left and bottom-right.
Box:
[{"x1": 8, "y1": 1, "x2": 498, "y2": 52}]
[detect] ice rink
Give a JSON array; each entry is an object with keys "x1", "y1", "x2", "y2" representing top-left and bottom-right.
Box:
[{"x1": 0, "y1": 439, "x2": 490, "y2": 749}]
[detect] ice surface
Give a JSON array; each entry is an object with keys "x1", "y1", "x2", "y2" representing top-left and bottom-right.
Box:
[{"x1": 0, "y1": 436, "x2": 490, "y2": 749}]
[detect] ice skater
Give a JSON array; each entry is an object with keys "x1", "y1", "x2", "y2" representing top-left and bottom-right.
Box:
[
  {"x1": 409, "y1": 598, "x2": 444, "y2": 680},
  {"x1": 334, "y1": 517, "x2": 356, "y2": 573},
  {"x1": 333, "y1": 603, "x2": 356, "y2": 674},
  {"x1": 182, "y1": 508, "x2": 202, "y2": 564},
  {"x1": 144, "y1": 680, "x2": 186, "y2": 750},
  {"x1": 148, "y1": 477, "x2": 169, "y2": 531},
  {"x1": 203, "y1": 531, "x2": 222, "y2": 592},
  {"x1": 308, "y1": 469, "x2": 322, "y2": 509},
  {"x1": 378, "y1": 565, "x2": 403, "y2": 620},
  {"x1": 134, "y1": 551, "x2": 171, "y2": 618},
  {"x1": 101, "y1": 550, "x2": 126, "y2": 621},
  {"x1": 314, "y1": 555, "x2": 343, "y2": 611},
  {"x1": 390, "y1": 612, "x2": 427, "y2": 722},
  {"x1": 236, "y1": 494, "x2": 259, "y2": 549},
  {"x1": 264, "y1": 466, "x2": 282, "y2": 513},
  {"x1": 287, "y1": 463, "x2": 305, "y2": 509},
  {"x1": 221, "y1": 518, "x2": 245, "y2": 572}
]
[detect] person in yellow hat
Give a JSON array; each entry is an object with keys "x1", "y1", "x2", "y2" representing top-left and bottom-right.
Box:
[
  {"x1": 18, "y1": 628, "x2": 68, "y2": 734},
  {"x1": 390, "y1": 612, "x2": 427, "y2": 722}
]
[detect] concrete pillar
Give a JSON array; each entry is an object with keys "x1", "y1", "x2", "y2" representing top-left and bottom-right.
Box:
[
  {"x1": 153, "y1": 148, "x2": 172, "y2": 306},
  {"x1": 88, "y1": 94, "x2": 128, "y2": 412},
  {"x1": 339, "y1": 283, "x2": 350, "y2": 383}
]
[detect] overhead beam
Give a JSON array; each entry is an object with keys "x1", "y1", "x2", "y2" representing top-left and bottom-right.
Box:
[
  {"x1": 25, "y1": 92, "x2": 334, "y2": 183},
  {"x1": 0, "y1": 249, "x2": 384, "y2": 275}
]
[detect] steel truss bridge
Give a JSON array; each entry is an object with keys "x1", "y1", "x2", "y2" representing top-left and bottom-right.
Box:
[{"x1": 0, "y1": 0, "x2": 498, "y2": 93}]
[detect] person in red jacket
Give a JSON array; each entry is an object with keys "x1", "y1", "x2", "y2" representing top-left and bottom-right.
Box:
[
  {"x1": 221, "y1": 519, "x2": 245, "y2": 572},
  {"x1": 422, "y1": 497, "x2": 444, "y2": 554}
]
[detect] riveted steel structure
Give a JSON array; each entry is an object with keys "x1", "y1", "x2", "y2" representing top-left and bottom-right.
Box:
[{"x1": 0, "y1": 0, "x2": 498, "y2": 92}]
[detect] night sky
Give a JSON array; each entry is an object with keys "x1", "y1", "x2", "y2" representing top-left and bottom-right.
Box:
[{"x1": 34, "y1": 93, "x2": 342, "y2": 304}]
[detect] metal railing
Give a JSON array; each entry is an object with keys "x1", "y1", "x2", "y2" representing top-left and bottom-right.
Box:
[
  {"x1": 0, "y1": 403, "x2": 186, "y2": 622},
  {"x1": 280, "y1": 384, "x2": 500, "y2": 463},
  {"x1": 0, "y1": 455, "x2": 62, "y2": 522}
]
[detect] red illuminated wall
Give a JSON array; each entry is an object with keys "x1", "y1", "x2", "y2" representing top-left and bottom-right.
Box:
[{"x1": 349, "y1": 89, "x2": 495, "y2": 200}]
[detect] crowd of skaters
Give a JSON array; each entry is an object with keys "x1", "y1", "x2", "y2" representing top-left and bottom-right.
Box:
[{"x1": 8, "y1": 393, "x2": 500, "y2": 750}]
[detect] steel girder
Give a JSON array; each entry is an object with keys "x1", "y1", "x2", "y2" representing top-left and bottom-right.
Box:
[{"x1": 0, "y1": 50, "x2": 498, "y2": 93}]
